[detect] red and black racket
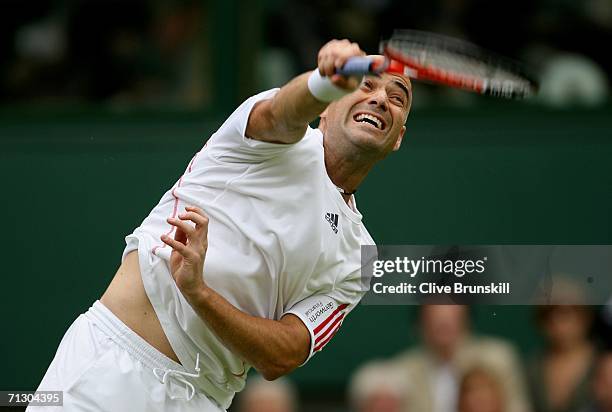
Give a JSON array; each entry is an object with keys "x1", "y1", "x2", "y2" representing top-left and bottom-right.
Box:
[{"x1": 338, "y1": 30, "x2": 538, "y2": 99}]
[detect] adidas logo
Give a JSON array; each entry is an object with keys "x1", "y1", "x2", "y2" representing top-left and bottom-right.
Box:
[{"x1": 325, "y1": 212, "x2": 339, "y2": 234}]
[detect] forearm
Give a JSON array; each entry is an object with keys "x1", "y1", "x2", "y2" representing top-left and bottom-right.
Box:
[
  {"x1": 246, "y1": 39, "x2": 365, "y2": 144},
  {"x1": 161, "y1": 208, "x2": 310, "y2": 380},
  {"x1": 185, "y1": 286, "x2": 309, "y2": 380},
  {"x1": 247, "y1": 72, "x2": 328, "y2": 144}
]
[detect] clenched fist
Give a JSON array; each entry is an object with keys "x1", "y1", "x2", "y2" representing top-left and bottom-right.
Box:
[{"x1": 317, "y1": 39, "x2": 366, "y2": 91}]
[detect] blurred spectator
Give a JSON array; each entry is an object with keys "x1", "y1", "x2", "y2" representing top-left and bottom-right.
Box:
[
  {"x1": 63, "y1": 0, "x2": 153, "y2": 101},
  {"x1": 390, "y1": 305, "x2": 530, "y2": 412},
  {"x1": 458, "y1": 366, "x2": 506, "y2": 412},
  {"x1": 235, "y1": 375, "x2": 297, "y2": 412},
  {"x1": 3, "y1": 0, "x2": 612, "y2": 107},
  {"x1": 349, "y1": 360, "x2": 408, "y2": 412},
  {"x1": 585, "y1": 351, "x2": 612, "y2": 412},
  {"x1": 593, "y1": 298, "x2": 612, "y2": 347},
  {"x1": 528, "y1": 305, "x2": 596, "y2": 412},
  {"x1": 536, "y1": 52, "x2": 609, "y2": 108},
  {"x1": 528, "y1": 0, "x2": 612, "y2": 77},
  {"x1": 1, "y1": 0, "x2": 209, "y2": 107}
]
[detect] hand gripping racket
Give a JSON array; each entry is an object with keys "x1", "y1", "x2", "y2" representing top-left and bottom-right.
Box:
[{"x1": 338, "y1": 30, "x2": 538, "y2": 99}]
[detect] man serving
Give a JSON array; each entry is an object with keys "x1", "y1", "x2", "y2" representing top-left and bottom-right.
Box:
[{"x1": 32, "y1": 39, "x2": 412, "y2": 411}]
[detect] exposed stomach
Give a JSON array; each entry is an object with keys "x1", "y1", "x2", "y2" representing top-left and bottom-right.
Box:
[{"x1": 100, "y1": 250, "x2": 181, "y2": 364}]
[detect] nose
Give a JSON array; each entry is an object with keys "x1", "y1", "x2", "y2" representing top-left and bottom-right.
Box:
[{"x1": 367, "y1": 90, "x2": 388, "y2": 112}]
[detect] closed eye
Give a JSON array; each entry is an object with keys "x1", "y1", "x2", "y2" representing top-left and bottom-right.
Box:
[
  {"x1": 391, "y1": 95, "x2": 405, "y2": 105},
  {"x1": 361, "y1": 80, "x2": 373, "y2": 90}
]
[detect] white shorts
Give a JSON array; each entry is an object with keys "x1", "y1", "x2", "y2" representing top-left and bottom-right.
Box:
[{"x1": 28, "y1": 301, "x2": 224, "y2": 412}]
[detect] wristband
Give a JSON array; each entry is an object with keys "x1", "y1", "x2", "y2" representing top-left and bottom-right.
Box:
[{"x1": 307, "y1": 69, "x2": 351, "y2": 102}]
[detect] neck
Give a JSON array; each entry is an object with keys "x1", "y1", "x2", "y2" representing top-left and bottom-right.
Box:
[{"x1": 323, "y1": 134, "x2": 379, "y2": 202}]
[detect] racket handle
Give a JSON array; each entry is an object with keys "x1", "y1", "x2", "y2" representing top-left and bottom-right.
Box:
[{"x1": 336, "y1": 57, "x2": 373, "y2": 76}]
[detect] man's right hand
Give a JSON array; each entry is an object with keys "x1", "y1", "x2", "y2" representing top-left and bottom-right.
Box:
[{"x1": 316, "y1": 39, "x2": 366, "y2": 91}]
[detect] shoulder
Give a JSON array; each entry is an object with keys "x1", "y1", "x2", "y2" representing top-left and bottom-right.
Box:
[
  {"x1": 214, "y1": 88, "x2": 280, "y2": 139},
  {"x1": 469, "y1": 336, "x2": 519, "y2": 356},
  {"x1": 206, "y1": 89, "x2": 307, "y2": 162},
  {"x1": 389, "y1": 347, "x2": 430, "y2": 367}
]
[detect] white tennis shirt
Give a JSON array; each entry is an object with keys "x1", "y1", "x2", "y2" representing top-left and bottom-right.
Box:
[{"x1": 122, "y1": 89, "x2": 375, "y2": 409}]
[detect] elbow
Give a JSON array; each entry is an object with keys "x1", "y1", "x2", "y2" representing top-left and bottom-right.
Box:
[
  {"x1": 268, "y1": 104, "x2": 307, "y2": 144},
  {"x1": 258, "y1": 359, "x2": 300, "y2": 381},
  {"x1": 253, "y1": 320, "x2": 310, "y2": 380},
  {"x1": 260, "y1": 368, "x2": 285, "y2": 381}
]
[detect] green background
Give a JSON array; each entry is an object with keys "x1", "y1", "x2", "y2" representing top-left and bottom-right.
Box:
[{"x1": 1, "y1": 102, "x2": 611, "y2": 398}]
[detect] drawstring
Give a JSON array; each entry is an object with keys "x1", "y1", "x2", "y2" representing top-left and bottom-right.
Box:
[{"x1": 153, "y1": 353, "x2": 201, "y2": 401}]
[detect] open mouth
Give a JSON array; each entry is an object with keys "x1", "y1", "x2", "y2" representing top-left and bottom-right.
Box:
[{"x1": 353, "y1": 112, "x2": 386, "y2": 130}]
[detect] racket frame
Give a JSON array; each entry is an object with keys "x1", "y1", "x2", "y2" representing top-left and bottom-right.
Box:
[{"x1": 379, "y1": 30, "x2": 538, "y2": 99}]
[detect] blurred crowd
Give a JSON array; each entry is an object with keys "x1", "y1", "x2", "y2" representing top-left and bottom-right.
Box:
[
  {"x1": 1, "y1": 0, "x2": 611, "y2": 108},
  {"x1": 262, "y1": 0, "x2": 611, "y2": 107},
  {"x1": 0, "y1": 0, "x2": 210, "y2": 107},
  {"x1": 3, "y1": 1, "x2": 609, "y2": 410},
  {"x1": 234, "y1": 303, "x2": 612, "y2": 412}
]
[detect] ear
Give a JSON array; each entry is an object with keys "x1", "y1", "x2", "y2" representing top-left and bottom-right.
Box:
[
  {"x1": 392, "y1": 125, "x2": 406, "y2": 151},
  {"x1": 319, "y1": 107, "x2": 329, "y2": 133}
]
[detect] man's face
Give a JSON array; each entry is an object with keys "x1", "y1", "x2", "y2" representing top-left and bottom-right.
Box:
[
  {"x1": 323, "y1": 72, "x2": 411, "y2": 157},
  {"x1": 421, "y1": 305, "x2": 468, "y2": 359}
]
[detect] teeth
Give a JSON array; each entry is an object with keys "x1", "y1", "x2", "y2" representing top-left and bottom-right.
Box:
[{"x1": 355, "y1": 113, "x2": 382, "y2": 129}]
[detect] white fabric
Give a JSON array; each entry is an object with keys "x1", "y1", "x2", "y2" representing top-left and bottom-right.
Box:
[
  {"x1": 29, "y1": 301, "x2": 223, "y2": 412},
  {"x1": 431, "y1": 363, "x2": 458, "y2": 412},
  {"x1": 122, "y1": 88, "x2": 375, "y2": 408},
  {"x1": 307, "y1": 69, "x2": 350, "y2": 102}
]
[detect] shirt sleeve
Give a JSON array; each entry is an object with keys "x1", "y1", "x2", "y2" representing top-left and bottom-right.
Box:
[
  {"x1": 283, "y1": 295, "x2": 350, "y2": 364},
  {"x1": 205, "y1": 88, "x2": 299, "y2": 163},
  {"x1": 282, "y1": 244, "x2": 374, "y2": 363}
]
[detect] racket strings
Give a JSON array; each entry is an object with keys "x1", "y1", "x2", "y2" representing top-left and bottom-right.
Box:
[{"x1": 384, "y1": 30, "x2": 537, "y2": 97}]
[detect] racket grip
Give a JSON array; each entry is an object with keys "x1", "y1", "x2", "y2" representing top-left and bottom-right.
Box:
[{"x1": 336, "y1": 57, "x2": 373, "y2": 76}]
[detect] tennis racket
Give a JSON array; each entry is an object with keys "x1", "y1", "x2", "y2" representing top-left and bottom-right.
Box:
[{"x1": 338, "y1": 30, "x2": 538, "y2": 99}]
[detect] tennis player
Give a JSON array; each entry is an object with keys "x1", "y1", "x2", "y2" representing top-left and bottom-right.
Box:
[{"x1": 31, "y1": 39, "x2": 412, "y2": 411}]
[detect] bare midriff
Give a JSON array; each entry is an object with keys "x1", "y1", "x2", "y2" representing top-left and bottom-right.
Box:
[{"x1": 100, "y1": 250, "x2": 181, "y2": 364}]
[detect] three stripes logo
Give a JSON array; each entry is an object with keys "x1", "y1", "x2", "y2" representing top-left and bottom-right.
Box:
[
  {"x1": 314, "y1": 303, "x2": 348, "y2": 352},
  {"x1": 325, "y1": 212, "x2": 339, "y2": 234}
]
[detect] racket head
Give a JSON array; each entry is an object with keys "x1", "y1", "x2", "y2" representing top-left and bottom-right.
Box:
[{"x1": 381, "y1": 30, "x2": 539, "y2": 99}]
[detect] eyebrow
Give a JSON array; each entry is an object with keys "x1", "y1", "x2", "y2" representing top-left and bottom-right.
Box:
[
  {"x1": 367, "y1": 74, "x2": 411, "y2": 103},
  {"x1": 392, "y1": 80, "x2": 411, "y2": 103}
]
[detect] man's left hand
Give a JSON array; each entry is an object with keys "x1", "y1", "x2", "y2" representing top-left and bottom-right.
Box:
[{"x1": 161, "y1": 205, "x2": 209, "y2": 301}]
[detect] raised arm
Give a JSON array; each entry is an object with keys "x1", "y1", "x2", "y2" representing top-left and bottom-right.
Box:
[{"x1": 246, "y1": 39, "x2": 365, "y2": 144}]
